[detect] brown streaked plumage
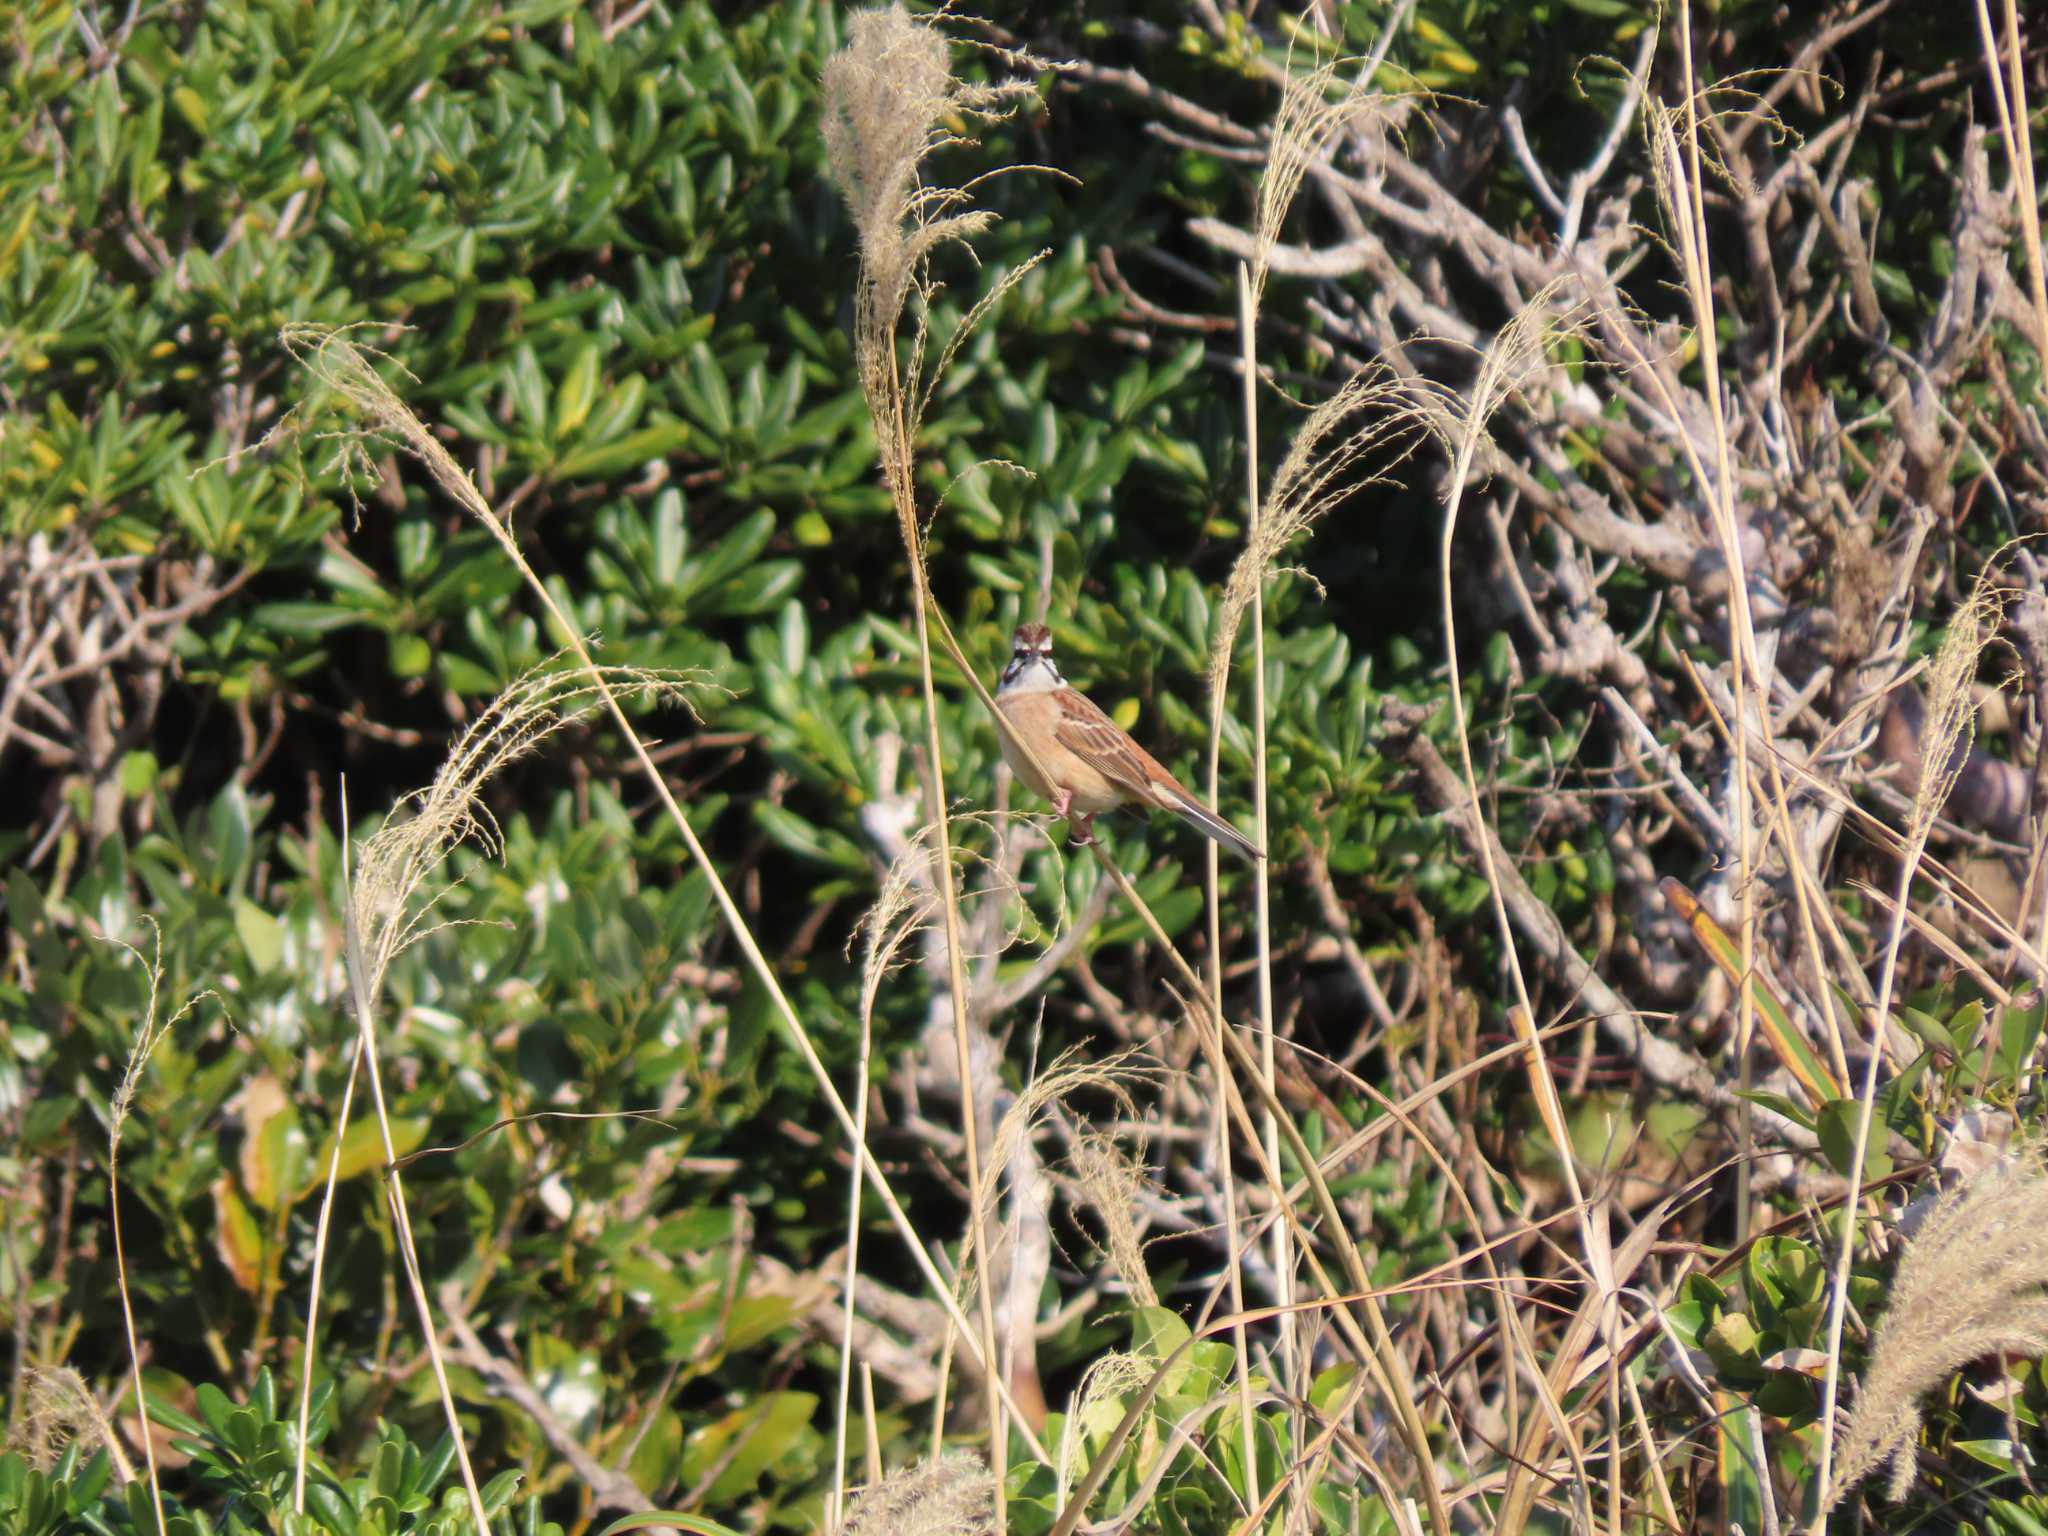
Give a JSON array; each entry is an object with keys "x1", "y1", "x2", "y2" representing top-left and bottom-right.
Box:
[{"x1": 995, "y1": 623, "x2": 1264, "y2": 862}]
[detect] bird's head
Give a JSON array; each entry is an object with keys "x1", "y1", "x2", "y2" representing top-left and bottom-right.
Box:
[{"x1": 999, "y1": 622, "x2": 1063, "y2": 694}]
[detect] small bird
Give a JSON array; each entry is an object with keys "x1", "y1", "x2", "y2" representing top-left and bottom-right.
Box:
[{"x1": 995, "y1": 622, "x2": 1264, "y2": 862}]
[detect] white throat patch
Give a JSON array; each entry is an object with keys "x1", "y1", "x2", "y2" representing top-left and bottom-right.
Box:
[{"x1": 999, "y1": 653, "x2": 1063, "y2": 696}]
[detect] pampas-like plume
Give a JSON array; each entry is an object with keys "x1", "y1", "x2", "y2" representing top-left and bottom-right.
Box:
[
  {"x1": 1206, "y1": 362, "x2": 1450, "y2": 708},
  {"x1": 1908, "y1": 564, "x2": 2010, "y2": 841},
  {"x1": 1064, "y1": 1130, "x2": 1163, "y2": 1310},
  {"x1": 1059, "y1": 1350, "x2": 1152, "y2": 1490},
  {"x1": 821, "y1": 5, "x2": 1042, "y2": 524},
  {"x1": 11, "y1": 1365, "x2": 130, "y2": 1481},
  {"x1": 848, "y1": 812, "x2": 1049, "y2": 1028},
  {"x1": 347, "y1": 661, "x2": 706, "y2": 1005},
  {"x1": 1067, "y1": 1129, "x2": 1160, "y2": 1310},
  {"x1": 1252, "y1": 60, "x2": 1408, "y2": 307},
  {"x1": 954, "y1": 1046, "x2": 1149, "y2": 1305},
  {"x1": 833, "y1": 1449, "x2": 994, "y2": 1536},
  {"x1": 1829, "y1": 1153, "x2": 2048, "y2": 1506}
]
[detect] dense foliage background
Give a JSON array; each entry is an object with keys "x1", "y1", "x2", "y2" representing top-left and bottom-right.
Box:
[{"x1": 7, "y1": 0, "x2": 2048, "y2": 1532}]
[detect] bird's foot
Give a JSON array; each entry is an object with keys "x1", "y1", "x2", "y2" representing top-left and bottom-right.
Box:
[
  {"x1": 1067, "y1": 814, "x2": 1098, "y2": 848},
  {"x1": 1049, "y1": 787, "x2": 1074, "y2": 820}
]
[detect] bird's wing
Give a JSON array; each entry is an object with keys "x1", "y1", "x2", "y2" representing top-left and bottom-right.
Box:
[
  {"x1": 1049, "y1": 689, "x2": 1180, "y2": 806},
  {"x1": 1050, "y1": 690, "x2": 1264, "y2": 860}
]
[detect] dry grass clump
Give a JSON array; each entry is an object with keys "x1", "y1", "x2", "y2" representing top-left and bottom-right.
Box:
[
  {"x1": 1829, "y1": 1152, "x2": 2048, "y2": 1506},
  {"x1": 8, "y1": 1365, "x2": 128, "y2": 1480},
  {"x1": 957, "y1": 1047, "x2": 1148, "y2": 1306},
  {"x1": 832, "y1": 1449, "x2": 994, "y2": 1536}
]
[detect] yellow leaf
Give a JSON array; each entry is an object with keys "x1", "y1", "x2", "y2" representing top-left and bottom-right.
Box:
[
  {"x1": 302, "y1": 1115, "x2": 429, "y2": 1199},
  {"x1": 211, "y1": 1176, "x2": 262, "y2": 1294},
  {"x1": 238, "y1": 1075, "x2": 306, "y2": 1213},
  {"x1": 171, "y1": 86, "x2": 209, "y2": 134}
]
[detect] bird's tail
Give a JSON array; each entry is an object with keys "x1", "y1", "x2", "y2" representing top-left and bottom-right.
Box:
[{"x1": 1169, "y1": 793, "x2": 1264, "y2": 863}]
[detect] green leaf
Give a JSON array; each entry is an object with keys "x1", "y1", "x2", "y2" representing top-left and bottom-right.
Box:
[
  {"x1": 1997, "y1": 994, "x2": 2045, "y2": 1083},
  {"x1": 677, "y1": 509, "x2": 775, "y2": 600},
  {"x1": 234, "y1": 898, "x2": 283, "y2": 974},
  {"x1": 678, "y1": 1392, "x2": 815, "y2": 1504},
  {"x1": 1701, "y1": 1311, "x2": 1765, "y2": 1386},
  {"x1": 1715, "y1": 1397, "x2": 1766, "y2": 1536},
  {"x1": 1988, "y1": 1498, "x2": 2048, "y2": 1536},
  {"x1": 389, "y1": 632, "x2": 432, "y2": 678},
  {"x1": 250, "y1": 602, "x2": 371, "y2": 637},
  {"x1": 120, "y1": 751, "x2": 159, "y2": 799},
  {"x1": 1815, "y1": 1099, "x2": 1894, "y2": 1183},
  {"x1": 210, "y1": 1177, "x2": 263, "y2": 1294},
  {"x1": 693, "y1": 560, "x2": 802, "y2": 618},
  {"x1": 1308, "y1": 1361, "x2": 1361, "y2": 1416},
  {"x1": 598, "y1": 1516, "x2": 743, "y2": 1536},
  {"x1": 554, "y1": 421, "x2": 694, "y2": 480},
  {"x1": 683, "y1": 343, "x2": 733, "y2": 436},
  {"x1": 553, "y1": 342, "x2": 603, "y2": 439},
  {"x1": 1732, "y1": 1090, "x2": 1815, "y2": 1134},
  {"x1": 510, "y1": 343, "x2": 549, "y2": 436},
  {"x1": 749, "y1": 802, "x2": 864, "y2": 871},
  {"x1": 1661, "y1": 877, "x2": 1841, "y2": 1105},
  {"x1": 1900, "y1": 1006, "x2": 1954, "y2": 1051}
]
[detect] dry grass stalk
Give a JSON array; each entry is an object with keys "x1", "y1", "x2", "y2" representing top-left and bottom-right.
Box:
[
  {"x1": 1430, "y1": 284, "x2": 1606, "y2": 1536},
  {"x1": 821, "y1": 3, "x2": 1043, "y2": 529},
  {"x1": 1815, "y1": 557, "x2": 2015, "y2": 1519},
  {"x1": 1829, "y1": 1152, "x2": 2048, "y2": 1507},
  {"x1": 1429, "y1": 278, "x2": 1583, "y2": 1065},
  {"x1": 1213, "y1": 50, "x2": 1426, "y2": 1509},
  {"x1": 834, "y1": 810, "x2": 1041, "y2": 1518},
  {"x1": 830, "y1": 865, "x2": 901, "y2": 1526},
  {"x1": 833, "y1": 1448, "x2": 994, "y2": 1536},
  {"x1": 1972, "y1": 0, "x2": 2048, "y2": 355},
  {"x1": 822, "y1": 10, "x2": 1051, "y2": 1506},
  {"x1": 314, "y1": 660, "x2": 695, "y2": 1530},
  {"x1": 102, "y1": 921, "x2": 219, "y2": 1536}
]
